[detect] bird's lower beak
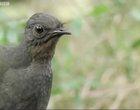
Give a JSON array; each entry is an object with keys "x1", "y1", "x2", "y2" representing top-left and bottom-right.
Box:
[{"x1": 53, "y1": 28, "x2": 71, "y2": 36}]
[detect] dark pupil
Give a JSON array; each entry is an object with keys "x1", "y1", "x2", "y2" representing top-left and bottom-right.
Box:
[{"x1": 35, "y1": 25, "x2": 43, "y2": 34}]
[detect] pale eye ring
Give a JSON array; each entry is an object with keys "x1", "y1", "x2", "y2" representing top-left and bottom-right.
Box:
[
  {"x1": 33, "y1": 24, "x2": 46, "y2": 39},
  {"x1": 34, "y1": 24, "x2": 44, "y2": 34}
]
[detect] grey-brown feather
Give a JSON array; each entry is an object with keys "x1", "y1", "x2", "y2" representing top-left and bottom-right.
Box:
[
  {"x1": 0, "y1": 61, "x2": 52, "y2": 110},
  {"x1": 0, "y1": 13, "x2": 65, "y2": 110},
  {"x1": 0, "y1": 42, "x2": 31, "y2": 83}
]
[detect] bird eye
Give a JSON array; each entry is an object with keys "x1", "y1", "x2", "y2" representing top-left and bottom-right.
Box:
[
  {"x1": 33, "y1": 24, "x2": 46, "y2": 38},
  {"x1": 34, "y1": 24, "x2": 44, "y2": 34}
]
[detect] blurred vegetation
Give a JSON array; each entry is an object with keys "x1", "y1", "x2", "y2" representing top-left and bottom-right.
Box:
[{"x1": 0, "y1": 0, "x2": 140, "y2": 109}]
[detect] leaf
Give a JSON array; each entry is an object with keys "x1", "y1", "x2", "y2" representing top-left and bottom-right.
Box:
[
  {"x1": 0, "y1": 36, "x2": 8, "y2": 44},
  {"x1": 132, "y1": 39, "x2": 140, "y2": 48},
  {"x1": 52, "y1": 85, "x2": 62, "y2": 95},
  {"x1": 91, "y1": 4, "x2": 110, "y2": 17}
]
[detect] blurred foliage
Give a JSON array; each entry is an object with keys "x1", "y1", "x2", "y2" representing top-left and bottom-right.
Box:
[
  {"x1": 91, "y1": 4, "x2": 110, "y2": 17},
  {"x1": 0, "y1": 0, "x2": 140, "y2": 109}
]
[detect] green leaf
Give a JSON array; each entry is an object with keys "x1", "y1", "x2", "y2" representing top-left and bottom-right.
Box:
[
  {"x1": 132, "y1": 39, "x2": 140, "y2": 48},
  {"x1": 91, "y1": 4, "x2": 110, "y2": 17},
  {"x1": 0, "y1": 36, "x2": 8, "y2": 44},
  {"x1": 52, "y1": 85, "x2": 62, "y2": 95}
]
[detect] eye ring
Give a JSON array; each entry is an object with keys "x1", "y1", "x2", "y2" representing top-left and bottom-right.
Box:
[
  {"x1": 34, "y1": 24, "x2": 44, "y2": 34},
  {"x1": 33, "y1": 24, "x2": 47, "y2": 39}
]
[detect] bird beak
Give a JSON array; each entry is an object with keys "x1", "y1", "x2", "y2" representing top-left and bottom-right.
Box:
[{"x1": 52, "y1": 28, "x2": 71, "y2": 36}]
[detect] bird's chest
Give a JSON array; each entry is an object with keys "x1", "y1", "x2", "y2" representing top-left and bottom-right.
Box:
[
  {"x1": 31, "y1": 62, "x2": 53, "y2": 93},
  {"x1": 33, "y1": 62, "x2": 51, "y2": 79}
]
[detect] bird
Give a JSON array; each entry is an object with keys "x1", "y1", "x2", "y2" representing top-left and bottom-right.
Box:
[{"x1": 0, "y1": 13, "x2": 71, "y2": 110}]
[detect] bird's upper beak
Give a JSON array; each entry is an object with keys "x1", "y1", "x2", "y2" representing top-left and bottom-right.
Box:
[{"x1": 52, "y1": 28, "x2": 71, "y2": 36}]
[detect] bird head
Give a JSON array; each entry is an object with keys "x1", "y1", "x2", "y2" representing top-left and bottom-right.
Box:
[{"x1": 25, "y1": 13, "x2": 71, "y2": 61}]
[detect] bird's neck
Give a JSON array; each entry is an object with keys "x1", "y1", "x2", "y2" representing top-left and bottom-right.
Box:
[
  {"x1": 32, "y1": 57, "x2": 52, "y2": 65},
  {"x1": 28, "y1": 38, "x2": 58, "y2": 63},
  {"x1": 32, "y1": 58, "x2": 52, "y2": 69}
]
